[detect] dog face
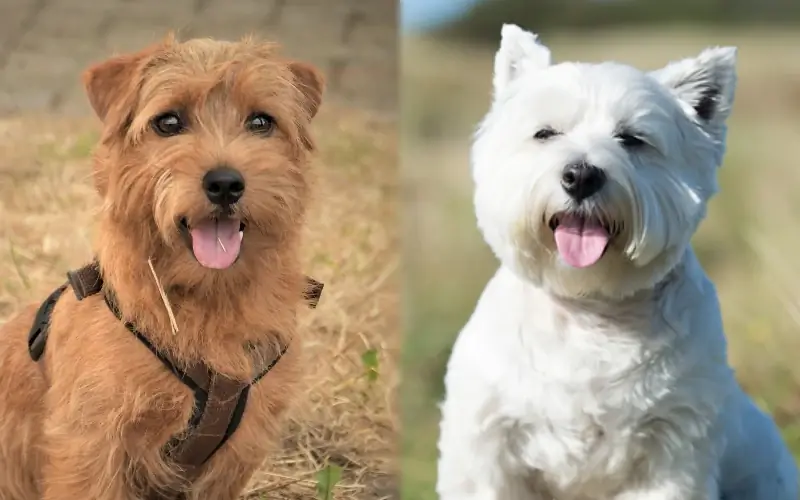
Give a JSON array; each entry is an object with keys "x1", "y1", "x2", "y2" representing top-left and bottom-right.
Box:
[
  {"x1": 84, "y1": 36, "x2": 324, "y2": 279},
  {"x1": 473, "y1": 25, "x2": 737, "y2": 298}
]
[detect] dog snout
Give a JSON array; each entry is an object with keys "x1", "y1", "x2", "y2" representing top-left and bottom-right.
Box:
[
  {"x1": 561, "y1": 162, "x2": 606, "y2": 202},
  {"x1": 203, "y1": 167, "x2": 245, "y2": 206}
]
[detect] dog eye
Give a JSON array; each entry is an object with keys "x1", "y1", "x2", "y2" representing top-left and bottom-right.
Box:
[
  {"x1": 615, "y1": 133, "x2": 646, "y2": 148},
  {"x1": 151, "y1": 112, "x2": 185, "y2": 137},
  {"x1": 245, "y1": 113, "x2": 276, "y2": 136},
  {"x1": 533, "y1": 128, "x2": 560, "y2": 141}
]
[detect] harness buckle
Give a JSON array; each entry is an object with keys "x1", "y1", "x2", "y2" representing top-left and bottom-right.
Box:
[{"x1": 66, "y1": 262, "x2": 103, "y2": 301}]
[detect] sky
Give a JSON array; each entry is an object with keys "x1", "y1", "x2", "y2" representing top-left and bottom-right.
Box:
[{"x1": 401, "y1": 0, "x2": 484, "y2": 33}]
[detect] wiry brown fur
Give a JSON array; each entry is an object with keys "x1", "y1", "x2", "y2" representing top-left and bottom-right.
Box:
[{"x1": 0, "y1": 35, "x2": 325, "y2": 500}]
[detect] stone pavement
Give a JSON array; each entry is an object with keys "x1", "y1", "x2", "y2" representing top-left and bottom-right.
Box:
[{"x1": 0, "y1": 0, "x2": 397, "y2": 118}]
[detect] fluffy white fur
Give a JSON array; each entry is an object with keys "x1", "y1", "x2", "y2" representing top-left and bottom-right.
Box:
[{"x1": 436, "y1": 24, "x2": 798, "y2": 500}]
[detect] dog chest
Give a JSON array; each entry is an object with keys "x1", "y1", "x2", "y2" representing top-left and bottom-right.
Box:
[
  {"x1": 26, "y1": 261, "x2": 325, "y2": 497},
  {"x1": 480, "y1": 270, "x2": 669, "y2": 495},
  {"x1": 496, "y1": 353, "x2": 646, "y2": 494}
]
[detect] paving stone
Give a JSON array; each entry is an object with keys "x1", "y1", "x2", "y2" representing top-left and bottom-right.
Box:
[
  {"x1": 270, "y1": 6, "x2": 350, "y2": 50},
  {"x1": 4, "y1": 51, "x2": 82, "y2": 80},
  {"x1": 199, "y1": 0, "x2": 278, "y2": 22},
  {"x1": 109, "y1": 2, "x2": 198, "y2": 27},
  {"x1": 338, "y1": 52, "x2": 397, "y2": 114},
  {"x1": 0, "y1": 4, "x2": 35, "y2": 47},
  {"x1": 184, "y1": 20, "x2": 269, "y2": 41},
  {"x1": 104, "y1": 28, "x2": 174, "y2": 53},
  {"x1": 0, "y1": 0, "x2": 397, "y2": 117},
  {"x1": 28, "y1": 10, "x2": 109, "y2": 39},
  {"x1": 349, "y1": 21, "x2": 397, "y2": 52},
  {"x1": 54, "y1": 84, "x2": 93, "y2": 116},
  {"x1": 0, "y1": 88, "x2": 56, "y2": 115},
  {"x1": 15, "y1": 34, "x2": 107, "y2": 63}
]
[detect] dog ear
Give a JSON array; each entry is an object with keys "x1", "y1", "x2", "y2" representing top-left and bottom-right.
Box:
[
  {"x1": 82, "y1": 45, "x2": 159, "y2": 123},
  {"x1": 288, "y1": 61, "x2": 325, "y2": 120},
  {"x1": 650, "y1": 47, "x2": 737, "y2": 136},
  {"x1": 493, "y1": 24, "x2": 551, "y2": 97}
]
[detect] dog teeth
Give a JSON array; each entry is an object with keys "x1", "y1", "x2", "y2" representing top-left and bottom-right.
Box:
[{"x1": 238, "y1": 230, "x2": 244, "y2": 241}]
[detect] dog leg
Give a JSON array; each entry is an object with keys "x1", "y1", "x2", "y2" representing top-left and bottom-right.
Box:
[
  {"x1": 612, "y1": 455, "x2": 718, "y2": 500},
  {"x1": 0, "y1": 455, "x2": 40, "y2": 500},
  {"x1": 39, "y1": 425, "x2": 129, "y2": 500},
  {"x1": 436, "y1": 432, "x2": 508, "y2": 499},
  {"x1": 436, "y1": 414, "x2": 535, "y2": 500},
  {"x1": 615, "y1": 481, "x2": 716, "y2": 500}
]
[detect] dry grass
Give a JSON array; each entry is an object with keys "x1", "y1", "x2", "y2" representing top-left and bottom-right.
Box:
[
  {"x1": 0, "y1": 105, "x2": 398, "y2": 500},
  {"x1": 402, "y1": 27, "x2": 800, "y2": 499}
]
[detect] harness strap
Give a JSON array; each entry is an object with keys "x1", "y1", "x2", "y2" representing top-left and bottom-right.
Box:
[
  {"x1": 27, "y1": 260, "x2": 324, "y2": 494},
  {"x1": 169, "y1": 376, "x2": 249, "y2": 474},
  {"x1": 27, "y1": 284, "x2": 68, "y2": 362},
  {"x1": 102, "y1": 290, "x2": 270, "y2": 478}
]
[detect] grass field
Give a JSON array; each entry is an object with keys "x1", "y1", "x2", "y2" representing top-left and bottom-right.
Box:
[
  {"x1": 0, "y1": 106, "x2": 398, "y2": 499},
  {"x1": 402, "y1": 27, "x2": 800, "y2": 499}
]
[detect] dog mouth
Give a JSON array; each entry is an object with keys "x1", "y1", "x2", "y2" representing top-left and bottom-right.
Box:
[
  {"x1": 548, "y1": 212, "x2": 618, "y2": 268},
  {"x1": 178, "y1": 216, "x2": 246, "y2": 270}
]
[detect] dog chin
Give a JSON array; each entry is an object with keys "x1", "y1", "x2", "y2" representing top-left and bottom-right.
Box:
[
  {"x1": 177, "y1": 215, "x2": 246, "y2": 270},
  {"x1": 529, "y1": 218, "x2": 684, "y2": 300},
  {"x1": 509, "y1": 208, "x2": 678, "y2": 299}
]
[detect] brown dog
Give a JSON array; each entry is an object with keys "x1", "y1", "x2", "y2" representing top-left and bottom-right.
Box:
[{"x1": 0, "y1": 35, "x2": 324, "y2": 500}]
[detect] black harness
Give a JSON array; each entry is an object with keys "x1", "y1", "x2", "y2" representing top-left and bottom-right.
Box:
[{"x1": 27, "y1": 261, "x2": 323, "y2": 498}]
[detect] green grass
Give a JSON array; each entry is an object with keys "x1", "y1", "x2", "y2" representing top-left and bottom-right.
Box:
[{"x1": 401, "y1": 27, "x2": 800, "y2": 500}]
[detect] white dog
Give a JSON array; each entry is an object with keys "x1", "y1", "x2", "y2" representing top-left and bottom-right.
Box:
[{"x1": 436, "y1": 24, "x2": 798, "y2": 500}]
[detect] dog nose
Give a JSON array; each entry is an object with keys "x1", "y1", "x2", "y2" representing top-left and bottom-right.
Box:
[
  {"x1": 203, "y1": 167, "x2": 245, "y2": 206},
  {"x1": 561, "y1": 163, "x2": 606, "y2": 202}
]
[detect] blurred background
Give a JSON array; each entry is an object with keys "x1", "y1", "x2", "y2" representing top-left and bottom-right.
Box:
[
  {"x1": 0, "y1": 0, "x2": 396, "y2": 117},
  {"x1": 401, "y1": 0, "x2": 800, "y2": 499}
]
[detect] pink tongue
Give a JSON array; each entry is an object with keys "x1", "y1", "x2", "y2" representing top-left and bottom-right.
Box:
[
  {"x1": 190, "y1": 218, "x2": 242, "y2": 269},
  {"x1": 554, "y1": 214, "x2": 610, "y2": 268}
]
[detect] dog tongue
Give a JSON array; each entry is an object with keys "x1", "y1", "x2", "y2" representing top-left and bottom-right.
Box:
[
  {"x1": 190, "y1": 218, "x2": 242, "y2": 269},
  {"x1": 554, "y1": 214, "x2": 610, "y2": 268}
]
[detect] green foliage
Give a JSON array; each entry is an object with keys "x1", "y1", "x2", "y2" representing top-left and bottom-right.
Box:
[
  {"x1": 439, "y1": 0, "x2": 800, "y2": 44},
  {"x1": 316, "y1": 464, "x2": 343, "y2": 500},
  {"x1": 361, "y1": 348, "x2": 380, "y2": 382}
]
